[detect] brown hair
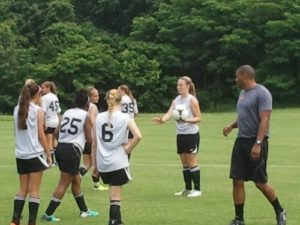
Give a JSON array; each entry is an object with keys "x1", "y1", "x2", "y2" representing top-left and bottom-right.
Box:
[
  {"x1": 179, "y1": 76, "x2": 196, "y2": 96},
  {"x1": 106, "y1": 89, "x2": 122, "y2": 127},
  {"x1": 118, "y1": 84, "x2": 135, "y2": 105},
  {"x1": 42, "y1": 81, "x2": 57, "y2": 94},
  {"x1": 86, "y1": 86, "x2": 97, "y2": 97},
  {"x1": 18, "y1": 83, "x2": 41, "y2": 129}
]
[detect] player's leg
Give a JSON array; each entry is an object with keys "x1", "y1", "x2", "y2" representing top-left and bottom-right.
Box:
[
  {"x1": 185, "y1": 153, "x2": 201, "y2": 197},
  {"x1": 27, "y1": 171, "x2": 43, "y2": 225},
  {"x1": 11, "y1": 172, "x2": 29, "y2": 225},
  {"x1": 42, "y1": 172, "x2": 73, "y2": 222},
  {"x1": 109, "y1": 186, "x2": 122, "y2": 225}
]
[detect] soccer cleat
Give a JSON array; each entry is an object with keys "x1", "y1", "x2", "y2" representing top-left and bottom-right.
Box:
[
  {"x1": 174, "y1": 189, "x2": 191, "y2": 196},
  {"x1": 80, "y1": 210, "x2": 99, "y2": 218},
  {"x1": 109, "y1": 219, "x2": 124, "y2": 225},
  {"x1": 93, "y1": 184, "x2": 109, "y2": 191},
  {"x1": 41, "y1": 214, "x2": 61, "y2": 222},
  {"x1": 276, "y1": 210, "x2": 287, "y2": 225},
  {"x1": 187, "y1": 190, "x2": 202, "y2": 197},
  {"x1": 10, "y1": 223, "x2": 18, "y2": 225},
  {"x1": 228, "y1": 219, "x2": 245, "y2": 225}
]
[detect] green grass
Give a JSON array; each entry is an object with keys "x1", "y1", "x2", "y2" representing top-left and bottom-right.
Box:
[{"x1": 1, "y1": 109, "x2": 300, "y2": 225}]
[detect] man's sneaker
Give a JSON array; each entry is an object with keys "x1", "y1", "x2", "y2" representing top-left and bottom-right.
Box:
[
  {"x1": 187, "y1": 190, "x2": 202, "y2": 197},
  {"x1": 93, "y1": 184, "x2": 109, "y2": 191},
  {"x1": 174, "y1": 189, "x2": 191, "y2": 196},
  {"x1": 276, "y1": 210, "x2": 287, "y2": 225},
  {"x1": 41, "y1": 214, "x2": 61, "y2": 222},
  {"x1": 228, "y1": 219, "x2": 245, "y2": 225},
  {"x1": 80, "y1": 210, "x2": 99, "y2": 218}
]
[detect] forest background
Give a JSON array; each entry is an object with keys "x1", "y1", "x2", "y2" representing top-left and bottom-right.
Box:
[{"x1": 0, "y1": 0, "x2": 299, "y2": 113}]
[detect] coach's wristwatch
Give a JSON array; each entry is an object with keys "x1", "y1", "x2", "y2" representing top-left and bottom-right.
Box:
[{"x1": 256, "y1": 139, "x2": 262, "y2": 145}]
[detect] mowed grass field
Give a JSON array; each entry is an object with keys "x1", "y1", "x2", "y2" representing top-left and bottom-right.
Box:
[{"x1": 0, "y1": 109, "x2": 299, "y2": 225}]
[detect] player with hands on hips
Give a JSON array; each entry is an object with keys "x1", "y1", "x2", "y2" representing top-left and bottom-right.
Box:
[{"x1": 92, "y1": 89, "x2": 142, "y2": 225}]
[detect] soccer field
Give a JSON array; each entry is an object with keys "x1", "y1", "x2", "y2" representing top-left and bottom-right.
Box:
[{"x1": 0, "y1": 109, "x2": 299, "y2": 225}]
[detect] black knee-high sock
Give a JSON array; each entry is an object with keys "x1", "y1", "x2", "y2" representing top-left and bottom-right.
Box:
[
  {"x1": 183, "y1": 167, "x2": 192, "y2": 190},
  {"x1": 271, "y1": 198, "x2": 284, "y2": 214},
  {"x1": 235, "y1": 203, "x2": 244, "y2": 221},
  {"x1": 109, "y1": 200, "x2": 121, "y2": 224},
  {"x1": 11, "y1": 195, "x2": 25, "y2": 224},
  {"x1": 74, "y1": 193, "x2": 88, "y2": 212},
  {"x1": 28, "y1": 197, "x2": 40, "y2": 225},
  {"x1": 190, "y1": 165, "x2": 200, "y2": 191},
  {"x1": 45, "y1": 197, "x2": 61, "y2": 216}
]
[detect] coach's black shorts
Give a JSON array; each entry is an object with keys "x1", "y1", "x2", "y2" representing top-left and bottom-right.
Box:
[
  {"x1": 177, "y1": 132, "x2": 200, "y2": 154},
  {"x1": 16, "y1": 155, "x2": 48, "y2": 175},
  {"x1": 82, "y1": 142, "x2": 91, "y2": 155},
  {"x1": 55, "y1": 143, "x2": 81, "y2": 175},
  {"x1": 45, "y1": 127, "x2": 56, "y2": 134},
  {"x1": 100, "y1": 168, "x2": 131, "y2": 186},
  {"x1": 230, "y1": 137, "x2": 269, "y2": 183}
]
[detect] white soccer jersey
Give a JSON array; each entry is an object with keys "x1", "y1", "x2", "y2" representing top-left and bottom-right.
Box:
[
  {"x1": 42, "y1": 92, "x2": 61, "y2": 128},
  {"x1": 14, "y1": 103, "x2": 45, "y2": 159},
  {"x1": 121, "y1": 95, "x2": 138, "y2": 118},
  {"x1": 58, "y1": 108, "x2": 88, "y2": 151},
  {"x1": 94, "y1": 110, "x2": 131, "y2": 172},
  {"x1": 174, "y1": 94, "x2": 199, "y2": 134}
]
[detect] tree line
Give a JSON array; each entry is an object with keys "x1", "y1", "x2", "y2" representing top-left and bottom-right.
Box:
[{"x1": 0, "y1": 0, "x2": 299, "y2": 113}]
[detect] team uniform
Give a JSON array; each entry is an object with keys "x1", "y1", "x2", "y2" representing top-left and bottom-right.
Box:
[
  {"x1": 42, "y1": 92, "x2": 61, "y2": 133},
  {"x1": 55, "y1": 108, "x2": 88, "y2": 175},
  {"x1": 230, "y1": 84, "x2": 272, "y2": 183},
  {"x1": 13, "y1": 102, "x2": 48, "y2": 174},
  {"x1": 121, "y1": 95, "x2": 138, "y2": 139},
  {"x1": 174, "y1": 94, "x2": 200, "y2": 154},
  {"x1": 94, "y1": 110, "x2": 132, "y2": 185}
]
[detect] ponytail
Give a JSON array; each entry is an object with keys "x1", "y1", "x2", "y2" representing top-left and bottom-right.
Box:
[
  {"x1": 106, "y1": 89, "x2": 122, "y2": 127},
  {"x1": 18, "y1": 83, "x2": 41, "y2": 129}
]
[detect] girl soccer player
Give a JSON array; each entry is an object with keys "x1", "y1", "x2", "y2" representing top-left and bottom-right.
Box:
[
  {"x1": 92, "y1": 89, "x2": 142, "y2": 225},
  {"x1": 153, "y1": 76, "x2": 202, "y2": 197},
  {"x1": 41, "y1": 81, "x2": 61, "y2": 165},
  {"x1": 42, "y1": 90, "x2": 98, "y2": 222},
  {"x1": 79, "y1": 86, "x2": 108, "y2": 191},
  {"x1": 11, "y1": 82, "x2": 52, "y2": 225}
]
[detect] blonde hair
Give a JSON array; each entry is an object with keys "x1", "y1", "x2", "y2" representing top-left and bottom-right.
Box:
[
  {"x1": 179, "y1": 76, "x2": 196, "y2": 96},
  {"x1": 106, "y1": 89, "x2": 122, "y2": 127}
]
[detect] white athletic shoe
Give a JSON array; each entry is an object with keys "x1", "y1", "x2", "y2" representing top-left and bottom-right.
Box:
[
  {"x1": 187, "y1": 190, "x2": 202, "y2": 197},
  {"x1": 174, "y1": 189, "x2": 191, "y2": 196}
]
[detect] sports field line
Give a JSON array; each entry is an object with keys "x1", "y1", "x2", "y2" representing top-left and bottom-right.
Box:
[
  {"x1": 1, "y1": 163, "x2": 299, "y2": 169},
  {"x1": 131, "y1": 163, "x2": 300, "y2": 169}
]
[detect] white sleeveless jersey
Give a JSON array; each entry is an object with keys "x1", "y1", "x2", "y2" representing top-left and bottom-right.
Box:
[
  {"x1": 14, "y1": 103, "x2": 45, "y2": 159},
  {"x1": 121, "y1": 95, "x2": 138, "y2": 118},
  {"x1": 42, "y1": 92, "x2": 61, "y2": 128},
  {"x1": 58, "y1": 108, "x2": 87, "y2": 151},
  {"x1": 174, "y1": 94, "x2": 199, "y2": 134},
  {"x1": 94, "y1": 110, "x2": 131, "y2": 172}
]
